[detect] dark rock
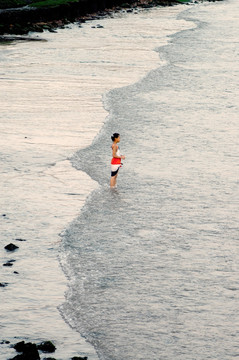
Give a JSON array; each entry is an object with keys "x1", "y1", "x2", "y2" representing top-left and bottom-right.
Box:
[
  {"x1": 9, "y1": 355, "x2": 39, "y2": 360},
  {"x1": 42, "y1": 358, "x2": 57, "y2": 360},
  {"x1": 97, "y1": 11, "x2": 107, "y2": 16},
  {"x1": 2, "y1": 214, "x2": 6, "y2": 217},
  {"x1": 12, "y1": 342, "x2": 40, "y2": 360},
  {"x1": 121, "y1": 2, "x2": 130, "y2": 7},
  {"x1": 8, "y1": 356, "x2": 24, "y2": 360},
  {"x1": 14, "y1": 271, "x2": 19, "y2": 274},
  {"x1": 71, "y1": 357, "x2": 88, "y2": 360},
  {"x1": 141, "y1": 3, "x2": 154, "y2": 7},
  {"x1": 51, "y1": 21, "x2": 58, "y2": 27},
  {"x1": 4, "y1": 243, "x2": 19, "y2": 251},
  {"x1": 37, "y1": 341, "x2": 56, "y2": 353},
  {"x1": 86, "y1": 16, "x2": 100, "y2": 20},
  {"x1": 42, "y1": 24, "x2": 51, "y2": 29},
  {"x1": 13, "y1": 341, "x2": 25, "y2": 352},
  {"x1": 8, "y1": 23, "x2": 27, "y2": 35},
  {"x1": 32, "y1": 25, "x2": 44, "y2": 32},
  {"x1": 27, "y1": 344, "x2": 38, "y2": 354},
  {"x1": 0, "y1": 282, "x2": 8, "y2": 287},
  {"x1": 15, "y1": 238, "x2": 26, "y2": 241},
  {"x1": 0, "y1": 340, "x2": 10, "y2": 343},
  {"x1": 3, "y1": 259, "x2": 16, "y2": 266}
]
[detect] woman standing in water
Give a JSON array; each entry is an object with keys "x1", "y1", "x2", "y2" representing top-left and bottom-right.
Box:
[{"x1": 110, "y1": 133, "x2": 125, "y2": 188}]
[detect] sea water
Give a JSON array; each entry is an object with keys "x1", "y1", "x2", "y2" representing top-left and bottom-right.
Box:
[
  {"x1": 60, "y1": 1, "x2": 239, "y2": 359},
  {"x1": 0, "y1": 0, "x2": 238, "y2": 359},
  {"x1": 0, "y1": 4, "x2": 192, "y2": 359}
]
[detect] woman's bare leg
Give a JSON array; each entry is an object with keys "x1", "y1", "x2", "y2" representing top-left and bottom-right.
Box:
[
  {"x1": 110, "y1": 175, "x2": 115, "y2": 188},
  {"x1": 110, "y1": 173, "x2": 118, "y2": 188}
]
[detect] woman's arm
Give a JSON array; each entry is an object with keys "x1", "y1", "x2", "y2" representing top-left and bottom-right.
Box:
[
  {"x1": 112, "y1": 144, "x2": 125, "y2": 160},
  {"x1": 112, "y1": 144, "x2": 120, "y2": 158}
]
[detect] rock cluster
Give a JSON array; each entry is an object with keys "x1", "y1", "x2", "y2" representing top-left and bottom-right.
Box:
[
  {"x1": 11, "y1": 341, "x2": 40, "y2": 360},
  {"x1": 0, "y1": 0, "x2": 174, "y2": 36},
  {"x1": 4, "y1": 243, "x2": 19, "y2": 251},
  {"x1": 2, "y1": 242, "x2": 19, "y2": 276},
  {"x1": 0, "y1": 282, "x2": 8, "y2": 287},
  {"x1": 1, "y1": 240, "x2": 89, "y2": 359},
  {"x1": 2, "y1": 339, "x2": 88, "y2": 359},
  {"x1": 0, "y1": 0, "x2": 223, "y2": 37}
]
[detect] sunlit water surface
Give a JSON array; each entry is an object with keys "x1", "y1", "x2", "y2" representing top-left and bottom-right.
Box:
[
  {"x1": 0, "y1": 5, "x2": 192, "y2": 359},
  {"x1": 61, "y1": 1, "x2": 239, "y2": 359}
]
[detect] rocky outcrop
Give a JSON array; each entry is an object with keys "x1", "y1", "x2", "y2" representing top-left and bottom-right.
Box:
[
  {"x1": 11, "y1": 341, "x2": 40, "y2": 360},
  {"x1": 0, "y1": 0, "x2": 173, "y2": 35},
  {"x1": 4, "y1": 243, "x2": 19, "y2": 251},
  {"x1": 37, "y1": 341, "x2": 56, "y2": 353},
  {"x1": 5, "y1": 339, "x2": 88, "y2": 359},
  {"x1": 0, "y1": 282, "x2": 8, "y2": 287},
  {"x1": 0, "y1": 0, "x2": 223, "y2": 35},
  {"x1": 3, "y1": 260, "x2": 14, "y2": 266}
]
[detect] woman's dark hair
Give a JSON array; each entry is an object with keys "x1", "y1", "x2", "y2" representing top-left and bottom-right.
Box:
[{"x1": 111, "y1": 133, "x2": 120, "y2": 142}]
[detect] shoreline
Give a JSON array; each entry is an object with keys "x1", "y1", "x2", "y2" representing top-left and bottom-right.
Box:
[
  {"x1": 0, "y1": 0, "x2": 225, "y2": 359},
  {"x1": 1, "y1": 5, "x2": 189, "y2": 358},
  {"x1": 0, "y1": 0, "x2": 197, "y2": 36}
]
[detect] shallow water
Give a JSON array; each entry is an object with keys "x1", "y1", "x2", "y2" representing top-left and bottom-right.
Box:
[
  {"x1": 60, "y1": 1, "x2": 239, "y2": 359},
  {"x1": 0, "y1": 5, "x2": 191, "y2": 359}
]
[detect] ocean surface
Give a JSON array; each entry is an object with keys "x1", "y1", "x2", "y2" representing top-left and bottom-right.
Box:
[{"x1": 1, "y1": 0, "x2": 238, "y2": 359}]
